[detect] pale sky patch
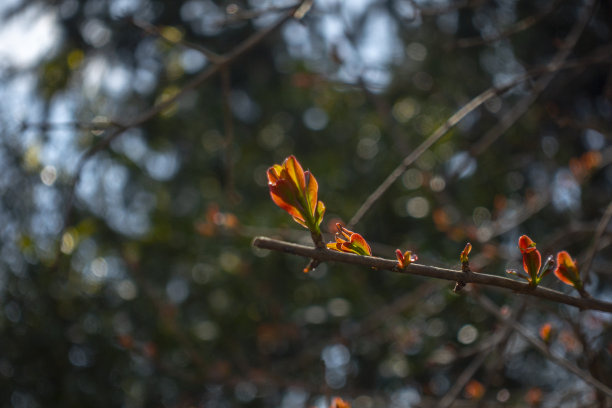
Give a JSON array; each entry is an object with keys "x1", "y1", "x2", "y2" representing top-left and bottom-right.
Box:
[{"x1": 0, "y1": 4, "x2": 61, "y2": 69}]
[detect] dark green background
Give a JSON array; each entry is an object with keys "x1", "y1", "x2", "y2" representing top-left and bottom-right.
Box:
[{"x1": 1, "y1": 0, "x2": 611, "y2": 406}]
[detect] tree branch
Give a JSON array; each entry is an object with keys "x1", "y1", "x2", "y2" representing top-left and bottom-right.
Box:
[
  {"x1": 252, "y1": 236, "x2": 612, "y2": 313},
  {"x1": 61, "y1": 1, "x2": 310, "y2": 233},
  {"x1": 582, "y1": 201, "x2": 612, "y2": 285},
  {"x1": 473, "y1": 292, "x2": 612, "y2": 399},
  {"x1": 346, "y1": 49, "x2": 612, "y2": 228},
  {"x1": 453, "y1": 0, "x2": 562, "y2": 48}
]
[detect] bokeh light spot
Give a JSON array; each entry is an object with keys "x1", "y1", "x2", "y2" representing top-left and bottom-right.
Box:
[
  {"x1": 193, "y1": 320, "x2": 219, "y2": 341},
  {"x1": 302, "y1": 107, "x2": 328, "y2": 131},
  {"x1": 457, "y1": 324, "x2": 478, "y2": 345},
  {"x1": 402, "y1": 169, "x2": 423, "y2": 190},
  {"x1": 406, "y1": 196, "x2": 429, "y2": 218},
  {"x1": 327, "y1": 298, "x2": 351, "y2": 317},
  {"x1": 40, "y1": 165, "x2": 57, "y2": 186}
]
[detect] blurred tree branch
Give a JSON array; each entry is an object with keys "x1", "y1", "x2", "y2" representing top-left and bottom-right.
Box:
[
  {"x1": 61, "y1": 0, "x2": 312, "y2": 234},
  {"x1": 347, "y1": 50, "x2": 611, "y2": 228},
  {"x1": 473, "y1": 291, "x2": 612, "y2": 399},
  {"x1": 453, "y1": 0, "x2": 562, "y2": 48}
]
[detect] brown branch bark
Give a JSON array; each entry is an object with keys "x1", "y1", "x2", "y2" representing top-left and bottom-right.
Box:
[{"x1": 252, "y1": 236, "x2": 612, "y2": 313}]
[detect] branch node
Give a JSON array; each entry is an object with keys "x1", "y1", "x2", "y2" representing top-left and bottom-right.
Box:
[{"x1": 455, "y1": 243, "x2": 472, "y2": 292}]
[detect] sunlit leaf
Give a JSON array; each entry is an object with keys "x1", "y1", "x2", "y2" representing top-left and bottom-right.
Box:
[
  {"x1": 304, "y1": 170, "x2": 318, "y2": 217},
  {"x1": 522, "y1": 249, "x2": 542, "y2": 283},
  {"x1": 554, "y1": 251, "x2": 582, "y2": 289},
  {"x1": 460, "y1": 242, "x2": 472, "y2": 263},
  {"x1": 539, "y1": 323, "x2": 553, "y2": 343},
  {"x1": 267, "y1": 155, "x2": 325, "y2": 236},
  {"x1": 330, "y1": 397, "x2": 351, "y2": 408},
  {"x1": 315, "y1": 200, "x2": 326, "y2": 227},
  {"x1": 327, "y1": 223, "x2": 372, "y2": 256},
  {"x1": 284, "y1": 155, "x2": 306, "y2": 192},
  {"x1": 396, "y1": 249, "x2": 418, "y2": 269},
  {"x1": 518, "y1": 235, "x2": 537, "y2": 254}
]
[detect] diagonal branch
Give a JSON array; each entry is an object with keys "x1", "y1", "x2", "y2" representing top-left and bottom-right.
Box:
[
  {"x1": 346, "y1": 54, "x2": 611, "y2": 228},
  {"x1": 582, "y1": 201, "x2": 612, "y2": 285},
  {"x1": 252, "y1": 236, "x2": 612, "y2": 313},
  {"x1": 62, "y1": 1, "x2": 310, "y2": 232},
  {"x1": 453, "y1": 0, "x2": 562, "y2": 48},
  {"x1": 473, "y1": 291, "x2": 612, "y2": 399},
  {"x1": 438, "y1": 301, "x2": 522, "y2": 408},
  {"x1": 469, "y1": 0, "x2": 597, "y2": 156},
  {"x1": 131, "y1": 18, "x2": 223, "y2": 63},
  {"x1": 221, "y1": 67, "x2": 237, "y2": 200},
  {"x1": 349, "y1": 0, "x2": 602, "y2": 228}
]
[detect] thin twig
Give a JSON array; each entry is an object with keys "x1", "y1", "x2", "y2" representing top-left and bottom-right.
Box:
[
  {"x1": 347, "y1": 85, "x2": 505, "y2": 228},
  {"x1": 410, "y1": 0, "x2": 487, "y2": 17},
  {"x1": 131, "y1": 18, "x2": 223, "y2": 63},
  {"x1": 438, "y1": 301, "x2": 521, "y2": 408},
  {"x1": 438, "y1": 350, "x2": 489, "y2": 407},
  {"x1": 473, "y1": 291, "x2": 612, "y2": 399},
  {"x1": 61, "y1": 1, "x2": 309, "y2": 233},
  {"x1": 582, "y1": 202, "x2": 612, "y2": 285},
  {"x1": 19, "y1": 120, "x2": 116, "y2": 131},
  {"x1": 469, "y1": 0, "x2": 597, "y2": 156},
  {"x1": 453, "y1": 0, "x2": 562, "y2": 48},
  {"x1": 276, "y1": 281, "x2": 439, "y2": 377},
  {"x1": 252, "y1": 236, "x2": 612, "y2": 313},
  {"x1": 347, "y1": 50, "x2": 611, "y2": 228},
  {"x1": 221, "y1": 67, "x2": 237, "y2": 201}
]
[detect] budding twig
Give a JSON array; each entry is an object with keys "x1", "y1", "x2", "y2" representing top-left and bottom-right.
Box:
[{"x1": 252, "y1": 236, "x2": 612, "y2": 314}]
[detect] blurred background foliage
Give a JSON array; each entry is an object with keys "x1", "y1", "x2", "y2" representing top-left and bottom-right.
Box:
[{"x1": 0, "y1": 0, "x2": 611, "y2": 407}]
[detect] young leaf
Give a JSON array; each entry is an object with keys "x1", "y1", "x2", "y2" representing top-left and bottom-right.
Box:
[
  {"x1": 523, "y1": 249, "x2": 542, "y2": 284},
  {"x1": 518, "y1": 235, "x2": 537, "y2": 254},
  {"x1": 327, "y1": 223, "x2": 372, "y2": 256},
  {"x1": 396, "y1": 249, "x2": 418, "y2": 269},
  {"x1": 554, "y1": 251, "x2": 583, "y2": 290},
  {"x1": 460, "y1": 242, "x2": 472, "y2": 264},
  {"x1": 267, "y1": 155, "x2": 325, "y2": 238}
]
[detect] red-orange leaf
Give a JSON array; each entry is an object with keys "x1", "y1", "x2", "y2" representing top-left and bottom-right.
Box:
[
  {"x1": 304, "y1": 170, "x2": 318, "y2": 217},
  {"x1": 396, "y1": 249, "x2": 418, "y2": 269},
  {"x1": 518, "y1": 235, "x2": 537, "y2": 254},
  {"x1": 554, "y1": 251, "x2": 581, "y2": 288},
  {"x1": 327, "y1": 223, "x2": 372, "y2": 256},
  {"x1": 284, "y1": 155, "x2": 306, "y2": 192},
  {"x1": 267, "y1": 156, "x2": 325, "y2": 234},
  {"x1": 330, "y1": 397, "x2": 351, "y2": 408},
  {"x1": 539, "y1": 323, "x2": 553, "y2": 343},
  {"x1": 268, "y1": 177, "x2": 305, "y2": 222},
  {"x1": 523, "y1": 249, "x2": 542, "y2": 283},
  {"x1": 460, "y1": 242, "x2": 472, "y2": 263}
]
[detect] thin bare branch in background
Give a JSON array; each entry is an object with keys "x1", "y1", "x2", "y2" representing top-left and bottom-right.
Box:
[
  {"x1": 131, "y1": 18, "x2": 223, "y2": 63},
  {"x1": 221, "y1": 67, "x2": 237, "y2": 201},
  {"x1": 469, "y1": 0, "x2": 597, "y2": 157},
  {"x1": 473, "y1": 291, "x2": 612, "y2": 399},
  {"x1": 582, "y1": 202, "x2": 612, "y2": 284},
  {"x1": 438, "y1": 301, "x2": 522, "y2": 408},
  {"x1": 346, "y1": 50, "x2": 611, "y2": 228},
  {"x1": 453, "y1": 0, "x2": 562, "y2": 48},
  {"x1": 61, "y1": 1, "x2": 311, "y2": 234},
  {"x1": 411, "y1": 0, "x2": 487, "y2": 17},
  {"x1": 19, "y1": 120, "x2": 117, "y2": 132}
]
